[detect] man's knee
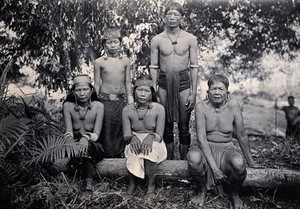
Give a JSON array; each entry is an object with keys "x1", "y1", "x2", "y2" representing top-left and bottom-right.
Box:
[
  {"x1": 187, "y1": 147, "x2": 206, "y2": 173},
  {"x1": 224, "y1": 152, "x2": 246, "y2": 178}
]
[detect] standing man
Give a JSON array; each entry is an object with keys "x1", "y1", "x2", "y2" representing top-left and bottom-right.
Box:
[
  {"x1": 275, "y1": 95, "x2": 300, "y2": 138},
  {"x1": 150, "y1": 1, "x2": 199, "y2": 160},
  {"x1": 94, "y1": 27, "x2": 134, "y2": 158}
]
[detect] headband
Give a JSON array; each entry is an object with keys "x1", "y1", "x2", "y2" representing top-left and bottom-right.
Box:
[
  {"x1": 73, "y1": 75, "x2": 92, "y2": 84},
  {"x1": 134, "y1": 77, "x2": 153, "y2": 88},
  {"x1": 102, "y1": 28, "x2": 121, "y2": 40}
]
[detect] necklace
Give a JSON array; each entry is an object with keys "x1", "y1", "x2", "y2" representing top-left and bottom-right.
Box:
[
  {"x1": 166, "y1": 30, "x2": 181, "y2": 45},
  {"x1": 135, "y1": 108, "x2": 149, "y2": 120},
  {"x1": 74, "y1": 105, "x2": 91, "y2": 120}
]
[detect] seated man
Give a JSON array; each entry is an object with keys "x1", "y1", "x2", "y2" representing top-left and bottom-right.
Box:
[
  {"x1": 187, "y1": 74, "x2": 260, "y2": 209},
  {"x1": 122, "y1": 74, "x2": 167, "y2": 200},
  {"x1": 63, "y1": 74, "x2": 105, "y2": 191}
]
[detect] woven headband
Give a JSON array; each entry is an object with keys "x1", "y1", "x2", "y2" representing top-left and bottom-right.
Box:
[
  {"x1": 135, "y1": 78, "x2": 153, "y2": 87},
  {"x1": 73, "y1": 75, "x2": 92, "y2": 84},
  {"x1": 102, "y1": 28, "x2": 121, "y2": 40}
]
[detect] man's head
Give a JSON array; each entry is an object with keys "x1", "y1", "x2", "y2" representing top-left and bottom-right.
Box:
[
  {"x1": 165, "y1": 2, "x2": 184, "y2": 16},
  {"x1": 288, "y1": 95, "x2": 295, "y2": 106},
  {"x1": 207, "y1": 74, "x2": 230, "y2": 106},
  {"x1": 207, "y1": 74, "x2": 229, "y2": 90},
  {"x1": 102, "y1": 27, "x2": 122, "y2": 53},
  {"x1": 164, "y1": 2, "x2": 184, "y2": 28}
]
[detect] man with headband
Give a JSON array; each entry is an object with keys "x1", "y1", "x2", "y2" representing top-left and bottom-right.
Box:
[
  {"x1": 122, "y1": 74, "x2": 167, "y2": 201},
  {"x1": 150, "y1": 1, "x2": 199, "y2": 160},
  {"x1": 63, "y1": 74, "x2": 105, "y2": 191},
  {"x1": 94, "y1": 27, "x2": 133, "y2": 158}
]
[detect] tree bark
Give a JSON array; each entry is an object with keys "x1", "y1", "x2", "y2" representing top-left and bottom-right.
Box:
[{"x1": 96, "y1": 159, "x2": 300, "y2": 188}]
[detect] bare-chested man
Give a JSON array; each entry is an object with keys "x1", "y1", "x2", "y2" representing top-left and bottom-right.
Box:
[
  {"x1": 150, "y1": 2, "x2": 199, "y2": 160},
  {"x1": 122, "y1": 74, "x2": 167, "y2": 201},
  {"x1": 63, "y1": 74, "x2": 105, "y2": 191},
  {"x1": 187, "y1": 75, "x2": 260, "y2": 209},
  {"x1": 275, "y1": 95, "x2": 300, "y2": 138},
  {"x1": 94, "y1": 27, "x2": 134, "y2": 157}
]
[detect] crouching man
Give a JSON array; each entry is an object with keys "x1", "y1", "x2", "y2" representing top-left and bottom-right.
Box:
[{"x1": 187, "y1": 74, "x2": 261, "y2": 209}]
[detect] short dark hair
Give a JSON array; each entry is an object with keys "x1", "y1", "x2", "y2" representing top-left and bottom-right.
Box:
[
  {"x1": 288, "y1": 95, "x2": 295, "y2": 100},
  {"x1": 165, "y1": 2, "x2": 184, "y2": 16},
  {"x1": 207, "y1": 74, "x2": 229, "y2": 90}
]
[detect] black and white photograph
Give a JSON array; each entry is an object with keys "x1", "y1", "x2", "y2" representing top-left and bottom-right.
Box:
[{"x1": 1, "y1": 0, "x2": 300, "y2": 208}]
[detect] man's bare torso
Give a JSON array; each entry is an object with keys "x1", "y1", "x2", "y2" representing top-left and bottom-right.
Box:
[
  {"x1": 201, "y1": 100, "x2": 235, "y2": 143},
  {"x1": 94, "y1": 57, "x2": 127, "y2": 94},
  {"x1": 283, "y1": 106, "x2": 300, "y2": 124},
  {"x1": 155, "y1": 30, "x2": 194, "y2": 73}
]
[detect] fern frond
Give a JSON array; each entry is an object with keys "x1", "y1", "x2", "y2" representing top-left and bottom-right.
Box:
[
  {"x1": 0, "y1": 115, "x2": 30, "y2": 144},
  {"x1": 0, "y1": 159, "x2": 20, "y2": 185},
  {"x1": 31, "y1": 135, "x2": 81, "y2": 164}
]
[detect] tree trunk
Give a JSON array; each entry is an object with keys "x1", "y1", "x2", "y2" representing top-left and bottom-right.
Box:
[{"x1": 96, "y1": 159, "x2": 300, "y2": 188}]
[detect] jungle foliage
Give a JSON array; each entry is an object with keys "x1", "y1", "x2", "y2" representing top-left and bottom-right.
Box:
[{"x1": 0, "y1": 0, "x2": 299, "y2": 91}]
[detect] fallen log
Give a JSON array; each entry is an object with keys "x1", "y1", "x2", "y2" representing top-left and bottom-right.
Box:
[{"x1": 96, "y1": 159, "x2": 300, "y2": 188}]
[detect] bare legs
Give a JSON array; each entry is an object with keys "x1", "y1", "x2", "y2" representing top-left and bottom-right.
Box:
[
  {"x1": 187, "y1": 147, "x2": 247, "y2": 209},
  {"x1": 187, "y1": 147, "x2": 207, "y2": 206},
  {"x1": 127, "y1": 159, "x2": 158, "y2": 200}
]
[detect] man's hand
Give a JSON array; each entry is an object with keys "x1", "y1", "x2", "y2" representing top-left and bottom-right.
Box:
[
  {"x1": 141, "y1": 134, "x2": 154, "y2": 155},
  {"x1": 185, "y1": 94, "x2": 196, "y2": 112},
  {"x1": 130, "y1": 135, "x2": 142, "y2": 155},
  {"x1": 212, "y1": 168, "x2": 226, "y2": 183}
]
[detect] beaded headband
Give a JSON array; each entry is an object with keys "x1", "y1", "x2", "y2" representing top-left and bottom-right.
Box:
[
  {"x1": 134, "y1": 78, "x2": 153, "y2": 87},
  {"x1": 102, "y1": 28, "x2": 121, "y2": 40},
  {"x1": 73, "y1": 75, "x2": 92, "y2": 84}
]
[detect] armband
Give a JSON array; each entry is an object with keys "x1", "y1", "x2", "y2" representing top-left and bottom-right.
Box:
[
  {"x1": 86, "y1": 133, "x2": 98, "y2": 141},
  {"x1": 190, "y1": 65, "x2": 199, "y2": 68},
  {"x1": 149, "y1": 133, "x2": 162, "y2": 142},
  {"x1": 64, "y1": 132, "x2": 73, "y2": 138},
  {"x1": 149, "y1": 65, "x2": 159, "y2": 69}
]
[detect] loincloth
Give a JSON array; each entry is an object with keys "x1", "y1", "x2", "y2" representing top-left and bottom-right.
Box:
[
  {"x1": 124, "y1": 132, "x2": 167, "y2": 179},
  {"x1": 206, "y1": 141, "x2": 236, "y2": 190},
  {"x1": 158, "y1": 69, "x2": 190, "y2": 122},
  {"x1": 99, "y1": 92, "x2": 126, "y2": 156}
]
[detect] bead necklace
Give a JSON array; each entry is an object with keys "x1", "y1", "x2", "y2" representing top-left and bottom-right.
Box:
[
  {"x1": 74, "y1": 105, "x2": 92, "y2": 120},
  {"x1": 133, "y1": 102, "x2": 153, "y2": 120},
  {"x1": 166, "y1": 30, "x2": 181, "y2": 45}
]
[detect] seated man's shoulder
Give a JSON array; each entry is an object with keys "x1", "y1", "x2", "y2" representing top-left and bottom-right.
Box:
[
  {"x1": 227, "y1": 98, "x2": 241, "y2": 109},
  {"x1": 195, "y1": 100, "x2": 208, "y2": 111}
]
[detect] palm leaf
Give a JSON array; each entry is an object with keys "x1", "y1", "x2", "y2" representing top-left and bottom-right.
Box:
[
  {"x1": 31, "y1": 135, "x2": 81, "y2": 164},
  {"x1": 0, "y1": 115, "x2": 30, "y2": 145},
  {"x1": 0, "y1": 159, "x2": 20, "y2": 185}
]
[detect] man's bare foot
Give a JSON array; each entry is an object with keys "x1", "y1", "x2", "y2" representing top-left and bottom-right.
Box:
[
  {"x1": 230, "y1": 196, "x2": 246, "y2": 209},
  {"x1": 190, "y1": 192, "x2": 206, "y2": 207},
  {"x1": 85, "y1": 178, "x2": 93, "y2": 191}
]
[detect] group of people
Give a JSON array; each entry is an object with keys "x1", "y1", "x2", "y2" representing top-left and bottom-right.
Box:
[{"x1": 62, "y1": 2, "x2": 263, "y2": 209}]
